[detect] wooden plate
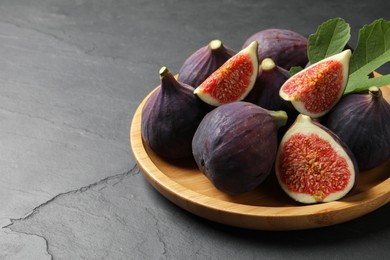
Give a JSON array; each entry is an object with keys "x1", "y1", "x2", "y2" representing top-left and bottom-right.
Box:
[{"x1": 130, "y1": 80, "x2": 390, "y2": 231}]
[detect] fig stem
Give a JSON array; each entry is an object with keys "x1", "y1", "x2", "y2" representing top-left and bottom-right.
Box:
[
  {"x1": 368, "y1": 86, "x2": 382, "y2": 99},
  {"x1": 261, "y1": 58, "x2": 276, "y2": 71},
  {"x1": 209, "y1": 40, "x2": 222, "y2": 50},
  {"x1": 159, "y1": 66, "x2": 170, "y2": 78},
  {"x1": 268, "y1": 110, "x2": 288, "y2": 129}
]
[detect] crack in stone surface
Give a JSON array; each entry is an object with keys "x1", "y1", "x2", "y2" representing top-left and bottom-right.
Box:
[
  {"x1": 144, "y1": 207, "x2": 168, "y2": 256},
  {"x1": 4, "y1": 165, "x2": 139, "y2": 227},
  {"x1": 9, "y1": 229, "x2": 53, "y2": 260},
  {"x1": 2, "y1": 165, "x2": 140, "y2": 259}
]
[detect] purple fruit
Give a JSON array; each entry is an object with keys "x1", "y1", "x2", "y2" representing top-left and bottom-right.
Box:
[
  {"x1": 192, "y1": 102, "x2": 287, "y2": 194},
  {"x1": 141, "y1": 66, "x2": 207, "y2": 160},
  {"x1": 325, "y1": 87, "x2": 390, "y2": 171},
  {"x1": 178, "y1": 40, "x2": 236, "y2": 88},
  {"x1": 242, "y1": 29, "x2": 308, "y2": 70},
  {"x1": 245, "y1": 58, "x2": 299, "y2": 140},
  {"x1": 245, "y1": 58, "x2": 293, "y2": 112}
]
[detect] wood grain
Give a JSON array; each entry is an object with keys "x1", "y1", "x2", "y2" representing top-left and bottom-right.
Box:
[{"x1": 130, "y1": 81, "x2": 390, "y2": 231}]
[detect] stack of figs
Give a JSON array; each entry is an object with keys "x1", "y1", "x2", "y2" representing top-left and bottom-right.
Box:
[{"x1": 141, "y1": 29, "x2": 390, "y2": 204}]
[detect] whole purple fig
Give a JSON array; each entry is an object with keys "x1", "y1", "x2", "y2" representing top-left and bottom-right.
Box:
[
  {"x1": 245, "y1": 58, "x2": 292, "y2": 111},
  {"x1": 192, "y1": 101, "x2": 288, "y2": 194},
  {"x1": 178, "y1": 39, "x2": 236, "y2": 88},
  {"x1": 242, "y1": 29, "x2": 308, "y2": 70},
  {"x1": 141, "y1": 66, "x2": 207, "y2": 160},
  {"x1": 244, "y1": 58, "x2": 298, "y2": 140},
  {"x1": 325, "y1": 87, "x2": 390, "y2": 171}
]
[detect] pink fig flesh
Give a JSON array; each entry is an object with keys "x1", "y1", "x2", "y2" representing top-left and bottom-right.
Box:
[
  {"x1": 280, "y1": 50, "x2": 351, "y2": 118},
  {"x1": 194, "y1": 41, "x2": 259, "y2": 106},
  {"x1": 276, "y1": 114, "x2": 358, "y2": 204}
]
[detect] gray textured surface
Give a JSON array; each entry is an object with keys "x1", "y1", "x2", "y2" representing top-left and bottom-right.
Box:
[{"x1": 0, "y1": 0, "x2": 389, "y2": 259}]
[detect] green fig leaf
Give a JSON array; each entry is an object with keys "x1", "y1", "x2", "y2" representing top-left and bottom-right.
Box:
[
  {"x1": 346, "y1": 74, "x2": 390, "y2": 94},
  {"x1": 344, "y1": 19, "x2": 390, "y2": 94},
  {"x1": 289, "y1": 66, "x2": 303, "y2": 76},
  {"x1": 308, "y1": 18, "x2": 351, "y2": 64}
]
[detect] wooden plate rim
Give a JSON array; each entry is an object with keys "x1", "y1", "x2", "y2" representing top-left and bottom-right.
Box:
[{"x1": 130, "y1": 83, "x2": 390, "y2": 230}]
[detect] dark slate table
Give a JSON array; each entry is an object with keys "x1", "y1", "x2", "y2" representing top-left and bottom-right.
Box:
[{"x1": 1, "y1": 0, "x2": 389, "y2": 259}]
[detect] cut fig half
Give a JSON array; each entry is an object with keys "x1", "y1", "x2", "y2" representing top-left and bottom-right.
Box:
[
  {"x1": 275, "y1": 114, "x2": 358, "y2": 204},
  {"x1": 280, "y1": 49, "x2": 351, "y2": 118},
  {"x1": 194, "y1": 41, "x2": 259, "y2": 106}
]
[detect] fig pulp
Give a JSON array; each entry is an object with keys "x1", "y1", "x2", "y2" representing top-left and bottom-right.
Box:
[
  {"x1": 141, "y1": 67, "x2": 207, "y2": 159},
  {"x1": 194, "y1": 41, "x2": 259, "y2": 106},
  {"x1": 279, "y1": 50, "x2": 351, "y2": 118},
  {"x1": 192, "y1": 101, "x2": 287, "y2": 195},
  {"x1": 325, "y1": 87, "x2": 390, "y2": 171},
  {"x1": 276, "y1": 114, "x2": 358, "y2": 204},
  {"x1": 242, "y1": 28, "x2": 308, "y2": 70},
  {"x1": 178, "y1": 40, "x2": 236, "y2": 88}
]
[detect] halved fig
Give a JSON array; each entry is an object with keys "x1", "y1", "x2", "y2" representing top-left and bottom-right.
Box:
[
  {"x1": 194, "y1": 41, "x2": 259, "y2": 106},
  {"x1": 275, "y1": 114, "x2": 358, "y2": 204},
  {"x1": 280, "y1": 50, "x2": 352, "y2": 118}
]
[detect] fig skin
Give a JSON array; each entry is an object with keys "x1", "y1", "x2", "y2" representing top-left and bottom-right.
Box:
[
  {"x1": 141, "y1": 67, "x2": 207, "y2": 160},
  {"x1": 242, "y1": 28, "x2": 308, "y2": 70},
  {"x1": 192, "y1": 101, "x2": 287, "y2": 195},
  {"x1": 325, "y1": 87, "x2": 390, "y2": 171},
  {"x1": 178, "y1": 40, "x2": 236, "y2": 88},
  {"x1": 276, "y1": 115, "x2": 359, "y2": 204},
  {"x1": 245, "y1": 58, "x2": 291, "y2": 108}
]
